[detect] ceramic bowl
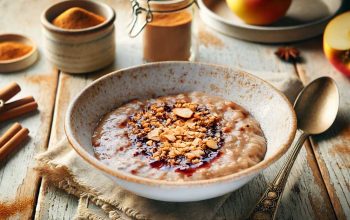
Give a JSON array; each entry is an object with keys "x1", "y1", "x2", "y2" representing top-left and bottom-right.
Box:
[
  {"x1": 65, "y1": 62, "x2": 296, "y2": 202},
  {"x1": 0, "y1": 34, "x2": 38, "y2": 73},
  {"x1": 41, "y1": 0, "x2": 116, "y2": 74}
]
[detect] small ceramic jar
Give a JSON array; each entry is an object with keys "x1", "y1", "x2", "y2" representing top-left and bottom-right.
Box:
[{"x1": 41, "y1": 0, "x2": 116, "y2": 74}]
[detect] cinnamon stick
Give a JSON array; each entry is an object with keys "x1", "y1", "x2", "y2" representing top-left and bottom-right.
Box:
[
  {"x1": 0, "y1": 123, "x2": 22, "y2": 148},
  {"x1": 0, "y1": 101, "x2": 38, "y2": 122},
  {"x1": 0, "y1": 83, "x2": 21, "y2": 102},
  {"x1": 1, "y1": 96, "x2": 35, "y2": 112},
  {"x1": 0, "y1": 127, "x2": 29, "y2": 161}
]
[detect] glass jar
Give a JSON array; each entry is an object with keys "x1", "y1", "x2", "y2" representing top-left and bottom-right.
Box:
[{"x1": 129, "y1": 0, "x2": 198, "y2": 62}]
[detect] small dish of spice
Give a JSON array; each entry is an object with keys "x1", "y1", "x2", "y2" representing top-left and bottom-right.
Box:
[
  {"x1": 0, "y1": 34, "x2": 38, "y2": 73},
  {"x1": 41, "y1": 0, "x2": 116, "y2": 74}
]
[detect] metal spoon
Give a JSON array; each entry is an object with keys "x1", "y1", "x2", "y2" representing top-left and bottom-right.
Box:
[{"x1": 248, "y1": 77, "x2": 339, "y2": 220}]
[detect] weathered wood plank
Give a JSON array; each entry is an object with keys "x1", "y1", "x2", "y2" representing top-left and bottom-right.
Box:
[
  {"x1": 295, "y1": 38, "x2": 350, "y2": 220},
  {"x1": 35, "y1": 1, "x2": 338, "y2": 219},
  {"x1": 0, "y1": 0, "x2": 59, "y2": 219},
  {"x1": 35, "y1": 178, "x2": 78, "y2": 220},
  {"x1": 0, "y1": 0, "x2": 58, "y2": 219}
]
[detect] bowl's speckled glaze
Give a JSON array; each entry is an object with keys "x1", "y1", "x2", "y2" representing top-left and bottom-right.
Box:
[{"x1": 65, "y1": 62, "x2": 297, "y2": 202}]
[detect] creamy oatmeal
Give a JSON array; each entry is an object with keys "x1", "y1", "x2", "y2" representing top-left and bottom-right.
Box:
[{"x1": 92, "y1": 92, "x2": 266, "y2": 181}]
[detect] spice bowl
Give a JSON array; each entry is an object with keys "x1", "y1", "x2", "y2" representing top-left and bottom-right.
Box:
[
  {"x1": 0, "y1": 34, "x2": 38, "y2": 73},
  {"x1": 41, "y1": 0, "x2": 116, "y2": 74},
  {"x1": 65, "y1": 62, "x2": 297, "y2": 202}
]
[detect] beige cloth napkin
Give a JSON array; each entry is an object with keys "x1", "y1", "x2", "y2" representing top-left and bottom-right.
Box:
[{"x1": 35, "y1": 71, "x2": 303, "y2": 220}]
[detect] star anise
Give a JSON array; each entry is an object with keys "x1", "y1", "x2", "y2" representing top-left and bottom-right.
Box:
[{"x1": 275, "y1": 47, "x2": 301, "y2": 63}]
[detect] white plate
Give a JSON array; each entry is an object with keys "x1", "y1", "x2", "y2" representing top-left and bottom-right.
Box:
[{"x1": 198, "y1": 0, "x2": 343, "y2": 43}]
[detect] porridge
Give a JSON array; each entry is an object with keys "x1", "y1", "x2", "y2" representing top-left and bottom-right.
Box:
[{"x1": 92, "y1": 92, "x2": 267, "y2": 181}]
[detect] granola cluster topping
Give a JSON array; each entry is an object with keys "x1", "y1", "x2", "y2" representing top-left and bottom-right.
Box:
[{"x1": 127, "y1": 100, "x2": 223, "y2": 171}]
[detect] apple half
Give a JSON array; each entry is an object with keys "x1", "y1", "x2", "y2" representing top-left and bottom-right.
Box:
[{"x1": 323, "y1": 12, "x2": 350, "y2": 77}]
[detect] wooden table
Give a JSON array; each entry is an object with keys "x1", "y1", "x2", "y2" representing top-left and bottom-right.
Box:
[{"x1": 0, "y1": 1, "x2": 349, "y2": 219}]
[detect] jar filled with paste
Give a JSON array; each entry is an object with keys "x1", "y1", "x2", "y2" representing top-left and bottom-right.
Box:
[{"x1": 130, "y1": 0, "x2": 197, "y2": 62}]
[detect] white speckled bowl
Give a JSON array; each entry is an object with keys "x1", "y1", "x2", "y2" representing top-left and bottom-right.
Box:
[{"x1": 65, "y1": 62, "x2": 296, "y2": 202}]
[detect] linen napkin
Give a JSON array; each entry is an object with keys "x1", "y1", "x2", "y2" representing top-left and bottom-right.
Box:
[{"x1": 35, "y1": 71, "x2": 303, "y2": 220}]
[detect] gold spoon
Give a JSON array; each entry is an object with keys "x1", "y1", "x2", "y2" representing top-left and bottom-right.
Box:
[{"x1": 248, "y1": 77, "x2": 339, "y2": 220}]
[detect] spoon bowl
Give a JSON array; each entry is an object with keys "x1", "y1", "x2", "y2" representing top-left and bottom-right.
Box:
[{"x1": 294, "y1": 77, "x2": 339, "y2": 135}]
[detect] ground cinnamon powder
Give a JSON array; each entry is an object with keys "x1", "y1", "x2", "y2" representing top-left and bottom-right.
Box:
[
  {"x1": 0, "y1": 197, "x2": 33, "y2": 218},
  {"x1": 143, "y1": 11, "x2": 192, "y2": 62},
  {"x1": 52, "y1": 7, "x2": 105, "y2": 29},
  {"x1": 0, "y1": 42, "x2": 32, "y2": 61}
]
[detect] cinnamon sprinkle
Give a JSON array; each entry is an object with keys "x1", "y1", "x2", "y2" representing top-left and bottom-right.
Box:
[
  {"x1": 199, "y1": 30, "x2": 224, "y2": 48},
  {"x1": 0, "y1": 42, "x2": 32, "y2": 61},
  {"x1": 0, "y1": 197, "x2": 33, "y2": 219}
]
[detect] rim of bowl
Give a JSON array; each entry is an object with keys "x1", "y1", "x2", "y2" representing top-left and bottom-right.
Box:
[
  {"x1": 41, "y1": 0, "x2": 116, "y2": 34},
  {"x1": 65, "y1": 61, "x2": 297, "y2": 187},
  {"x1": 0, "y1": 33, "x2": 37, "y2": 64},
  {"x1": 198, "y1": 0, "x2": 343, "y2": 32}
]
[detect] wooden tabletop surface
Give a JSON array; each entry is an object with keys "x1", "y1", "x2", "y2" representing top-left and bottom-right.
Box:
[{"x1": 0, "y1": 0, "x2": 349, "y2": 219}]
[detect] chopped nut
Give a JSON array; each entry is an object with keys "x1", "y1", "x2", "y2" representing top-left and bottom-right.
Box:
[
  {"x1": 147, "y1": 128, "x2": 161, "y2": 141},
  {"x1": 198, "y1": 127, "x2": 207, "y2": 132},
  {"x1": 163, "y1": 133, "x2": 176, "y2": 142},
  {"x1": 206, "y1": 139, "x2": 218, "y2": 149},
  {"x1": 162, "y1": 142, "x2": 171, "y2": 149},
  {"x1": 172, "y1": 108, "x2": 193, "y2": 118},
  {"x1": 168, "y1": 150, "x2": 176, "y2": 158},
  {"x1": 185, "y1": 152, "x2": 197, "y2": 160},
  {"x1": 192, "y1": 149, "x2": 205, "y2": 157},
  {"x1": 174, "y1": 126, "x2": 184, "y2": 135},
  {"x1": 192, "y1": 138, "x2": 201, "y2": 146},
  {"x1": 128, "y1": 100, "x2": 223, "y2": 166},
  {"x1": 141, "y1": 122, "x2": 150, "y2": 128},
  {"x1": 156, "y1": 107, "x2": 164, "y2": 112},
  {"x1": 192, "y1": 158, "x2": 200, "y2": 164},
  {"x1": 193, "y1": 113, "x2": 201, "y2": 119}
]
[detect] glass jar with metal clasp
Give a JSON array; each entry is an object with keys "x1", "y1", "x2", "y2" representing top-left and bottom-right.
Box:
[{"x1": 129, "y1": 0, "x2": 198, "y2": 62}]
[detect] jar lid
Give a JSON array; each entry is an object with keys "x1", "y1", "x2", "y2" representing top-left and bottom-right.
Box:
[
  {"x1": 147, "y1": 0, "x2": 196, "y2": 12},
  {"x1": 128, "y1": 0, "x2": 198, "y2": 37}
]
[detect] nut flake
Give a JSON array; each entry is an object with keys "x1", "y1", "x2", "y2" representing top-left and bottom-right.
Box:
[
  {"x1": 163, "y1": 133, "x2": 176, "y2": 142},
  {"x1": 147, "y1": 128, "x2": 161, "y2": 141},
  {"x1": 206, "y1": 139, "x2": 218, "y2": 149},
  {"x1": 173, "y1": 108, "x2": 193, "y2": 118}
]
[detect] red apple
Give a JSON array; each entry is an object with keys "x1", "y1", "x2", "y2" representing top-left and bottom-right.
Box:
[
  {"x1": 226, "y1": 0, "x2": 292, "y2": 25},
  {"x1": 323, "y1": 12, "x2": 350, "y2": 77}
]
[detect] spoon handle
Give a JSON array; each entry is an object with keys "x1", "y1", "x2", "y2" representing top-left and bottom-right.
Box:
[{"x1": 247, "y1": 132, "x2": 309, "y2": 220}]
